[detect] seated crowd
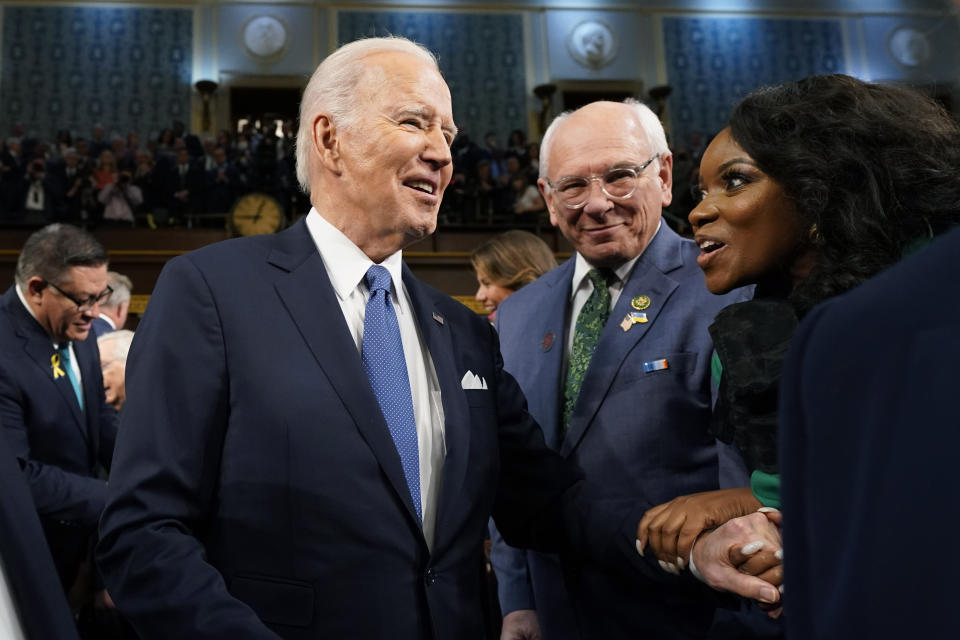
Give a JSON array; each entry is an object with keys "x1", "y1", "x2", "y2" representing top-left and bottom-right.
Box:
[
  {"x1": 0, "y1": 120, "x2": 305, "y2": 228},
  {"x1": 0, "y1": 119, "x2": 707, "y2": 232}
]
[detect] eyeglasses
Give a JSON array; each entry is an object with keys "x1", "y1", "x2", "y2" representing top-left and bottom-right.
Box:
[
  {"x1": 546, "y1": 154, "x2": 660, "y2": 209},
  {"x1": 45, "y1": 281, "x2": 113, "y2": 312}
]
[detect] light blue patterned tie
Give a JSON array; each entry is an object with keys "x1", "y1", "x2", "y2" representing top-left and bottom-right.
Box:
[
  {"x1": 58, "y1": 344, "x2": 84, "y2": 411},
  {"x1": 362, "y1": 265, "x2": 422, "y2": 521}
]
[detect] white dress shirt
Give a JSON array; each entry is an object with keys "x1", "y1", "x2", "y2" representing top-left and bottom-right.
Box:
[
  {"x1": 564, "y1": 221, "x2": 661, "y2": 367},
  {"x1": 305, "y1": 209, "x2": 446, "y2": 550}
]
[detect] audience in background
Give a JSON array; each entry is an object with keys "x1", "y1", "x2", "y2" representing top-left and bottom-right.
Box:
[{"x1": 0, "y1": 118, "x2": 633, "y2": 231}]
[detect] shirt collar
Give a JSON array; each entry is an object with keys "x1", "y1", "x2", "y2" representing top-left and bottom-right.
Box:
[
  {"x1": 304, "y1": 208, "x2": 404, "y2": 301},
  {"x1": 569, "y1": 219, "x2": 662, "y2": 300}
]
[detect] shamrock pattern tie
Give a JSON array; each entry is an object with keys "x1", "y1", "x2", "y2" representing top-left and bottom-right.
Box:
[
  {"x1": 362, "y1": 265, "x2": 422, "y2": 521},
  {"x1": 562, "y1": 268, "x2": 615, "y2": 434}
]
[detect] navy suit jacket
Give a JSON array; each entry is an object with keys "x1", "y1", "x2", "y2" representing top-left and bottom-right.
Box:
[
  {"x1": 91, "y1": 316, "x2": 114, "y2": 338},
  {"x1": 779, "y1": 226, "x2": 960, "y2": 640},
  {"x1": 97, "y1": 219, "x2": 617, "y2": 639},
  {"x1": 492, "y1": 224, "x2": 748, "y2": 639},
  {"x1": 0, "y1": 287, "x2": 117, "y2": 584},
  {"x1": 0, "y1": 426, "x2": 79, "y2": 639}
]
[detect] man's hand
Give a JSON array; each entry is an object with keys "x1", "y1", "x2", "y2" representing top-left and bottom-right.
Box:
[
  {"x1": 690, "y1": 512, "x2": 782, "y2": 605},
  {"x1": 102, "y1": 361, "x2": 126, "y2": 411},
  {"x1": 501, "y1": 609, "x2": 541, "y2": 640},
  {"x1": 636, "y1": 487, "x2": 761, "y2": 570}
]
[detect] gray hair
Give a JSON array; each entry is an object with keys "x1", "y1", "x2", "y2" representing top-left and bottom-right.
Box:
[
  {"x1": 295, "y1": 36, "x2": 439, "y2": 194},
  {"x1": 98, "y1": 329, "x2": 134, "y2": 363},
  {"x1": 103, "y1": 271, "x2": 132, "y2": 309},
  {"x1": 15, "y1": 224, "x2": 108, "y2": 289},
  {"x1": 539, "y1": 98, "x2": 670, "y2": 179}
]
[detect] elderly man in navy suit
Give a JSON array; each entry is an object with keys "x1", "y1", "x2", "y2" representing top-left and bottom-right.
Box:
[
  {"x1": 489, "y1": 101, "x2": 748, "y2": 640},
  {"x1": 96, "y1": 37, "x2": 662, "y2": 640},
  {"x1": 0, "y1": 223, "x2": 118, "y2": 591}
]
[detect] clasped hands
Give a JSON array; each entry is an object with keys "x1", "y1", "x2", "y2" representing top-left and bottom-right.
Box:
[{"x1": 635, "y1": 488, "x2": 784, "y2": 616}]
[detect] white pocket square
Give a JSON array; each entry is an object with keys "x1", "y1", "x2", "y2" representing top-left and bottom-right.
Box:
[{"x1": 461, "y1": 370, "x2": 488, "y2": 390}]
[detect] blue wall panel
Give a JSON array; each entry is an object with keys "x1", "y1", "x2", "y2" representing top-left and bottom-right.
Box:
[
  {"x1": 663, "y1": 16, "x2": 845, "y2": 149},
  {"x1": 338, "y1": 11, "x2": 528, "y2": 143},
  {"x1": 1, "y1": 6, "x2": 192, "y2": 142}
]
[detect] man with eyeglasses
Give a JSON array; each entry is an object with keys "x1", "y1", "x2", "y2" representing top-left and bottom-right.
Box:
[
  {"x1": 490, "y1": 100, "x2": 749, "y2": 639},
  {"x1": 0, "y1": 223, "x2": 118, "y2": 597}
]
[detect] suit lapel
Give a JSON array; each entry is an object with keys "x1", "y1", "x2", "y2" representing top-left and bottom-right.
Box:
[
  {"x1": 527, "y1": 261, "x2": 572, "y2": 451},
  {"x1": 74, "y1": 339, "x2": 101, "y2": 456},
  {"x1": 560, "y1": 227, "x2": 686, "y2": 456},
  {"x1": 403, "y1": 267, "x2": 471, "y2": 543},
  {"x1": 1, "y1": 289, "x2": 87, "y2": 440},
  {"x1": 269, "y1": 222, "x2": 422, "y2": 529}
]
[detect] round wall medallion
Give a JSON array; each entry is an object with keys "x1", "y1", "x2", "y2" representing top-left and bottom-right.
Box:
[
  {"x1": 888, "y1": 27, "x2": 931, "y2": 68},
  {"x1": 243, "y1": 15, "x2": 288, "y2": 59},
  {"x1": 566, "y1": 20, "x2": 618, "y2": 70}
]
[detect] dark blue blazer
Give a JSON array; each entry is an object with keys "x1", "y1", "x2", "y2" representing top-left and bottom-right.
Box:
[
  {"x1": 90, "y1": 316, "x2": 114, "y2": 338},
  {"x1": 492, "y1": 225, "x2": 748, "y2": 639},
  {"x1": 0, "y1": 287, "x2": 116, "y2": 584},
  {"x1": 780, "y1": 226, "x2": 960, "y2": 640},
  {"x1": 0, "y1": 426, "x2": 79, "y2": 639},
  {"x1": 97, "y1": 219, "x2": 612, "y2": 639}
]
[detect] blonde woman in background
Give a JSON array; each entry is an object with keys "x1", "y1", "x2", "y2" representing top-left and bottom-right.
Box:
[{"x1": 471, "y1": 229, "x2": 557, "y2": 322}]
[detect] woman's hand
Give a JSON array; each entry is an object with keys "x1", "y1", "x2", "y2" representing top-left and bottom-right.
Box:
[{"x1": 636, "y1": 487, "x2": 761, "y2": 570}]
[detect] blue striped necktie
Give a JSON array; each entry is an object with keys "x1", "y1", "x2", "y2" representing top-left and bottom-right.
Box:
[
  {"x1": 362, "y1": 265, "x2": 421, "y2": 521},
  {"x1": 58, "y1": 344, "x2": 84, "y2": 411}
]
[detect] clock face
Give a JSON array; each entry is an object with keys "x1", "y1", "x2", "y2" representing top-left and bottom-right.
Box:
[{"x1": 230, "y1": 193, "x2": 284, "y2": 236}]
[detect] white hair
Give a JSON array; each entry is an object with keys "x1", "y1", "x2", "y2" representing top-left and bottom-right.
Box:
[
  {"x1": 295, "y1": 36, "x2": 439, "y2": 194},
  {"x1": 539, "y1": 98, "x2": 670, "y2": 179},
  {"x1": 104, "y1": 271, "x2": 132, "y2": 309},
  {"x1": 98, "y1": 329, "x2": 135, "y2": 363}
]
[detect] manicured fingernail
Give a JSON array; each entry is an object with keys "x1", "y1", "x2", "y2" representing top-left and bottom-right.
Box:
[
  {"x1": 760, "y1": 587, "x2": 778, "y2": 604},
  {"x1": 778, "y1": 584, "x2": 784, "y2": 595},
  {"x1": 635, "y1": 539, "x2": 644, "y2": 557},
  {"x1": 676, "y1": 556, "x2": 686, "y2": 570},
  {"x1": 741, "y1": 541, "x2": 764, "y2": 555},
  {"x1": 758, "y1": 507, "x2": 781, "y2": 513},
  {"x1": 774, "y1": 549, "x2": 783, "y2": 560},
  {"x1": 658, "y1": 560, "x2": 668, "y2": 572}
]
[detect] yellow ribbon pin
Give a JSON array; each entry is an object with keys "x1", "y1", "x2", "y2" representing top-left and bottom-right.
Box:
[{"x1": 51, "y1": 353, "x2": 65, "y2": 379}]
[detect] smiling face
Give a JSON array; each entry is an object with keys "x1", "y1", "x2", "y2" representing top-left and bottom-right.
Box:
[
  {"x1": 474, "y1": 270, "x2": 514, "y2": 316},
  {"x1": 29, "y1": 264, "x2": 109, "y2": 342},
  {"x1": 318, "y1": 51, "x2": 455, "y2": 261},
  {"x1": 689, "y1": 128, "x2": 813, "y2": 294},
  {"x1": 539, "y1": 102, "x2": 672, "y2": 268}
]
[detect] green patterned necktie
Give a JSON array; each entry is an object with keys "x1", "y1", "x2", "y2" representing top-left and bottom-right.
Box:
[{"x1": 562, "y1": 268, "x2": 615, "y2": 433}]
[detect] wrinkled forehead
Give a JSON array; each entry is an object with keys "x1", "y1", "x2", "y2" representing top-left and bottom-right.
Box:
[
  {"x1": 360, "y1": 52, "x2": 453, "y2": 117},
  {"x1": 549, "y1": 109, "x2": 650, "y2": 176}
]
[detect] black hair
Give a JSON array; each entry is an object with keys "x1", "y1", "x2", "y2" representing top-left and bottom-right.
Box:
[{"x1": 729, "y1": 74, "x2": 960, "y2": 312}]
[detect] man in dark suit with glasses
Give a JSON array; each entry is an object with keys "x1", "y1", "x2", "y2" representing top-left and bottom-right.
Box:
[{"x1": 0, "y1": 223, "x2": 118, "y2": 593}]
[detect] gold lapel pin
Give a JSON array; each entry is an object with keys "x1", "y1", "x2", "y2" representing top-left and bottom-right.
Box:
[{"x1": 631, "y1": 295, "x2": 651, "y2": 311}]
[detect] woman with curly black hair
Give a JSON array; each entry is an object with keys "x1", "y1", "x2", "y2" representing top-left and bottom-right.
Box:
[{"x1": 636, "y1": 74, "x2": 960, "y2": 609}]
